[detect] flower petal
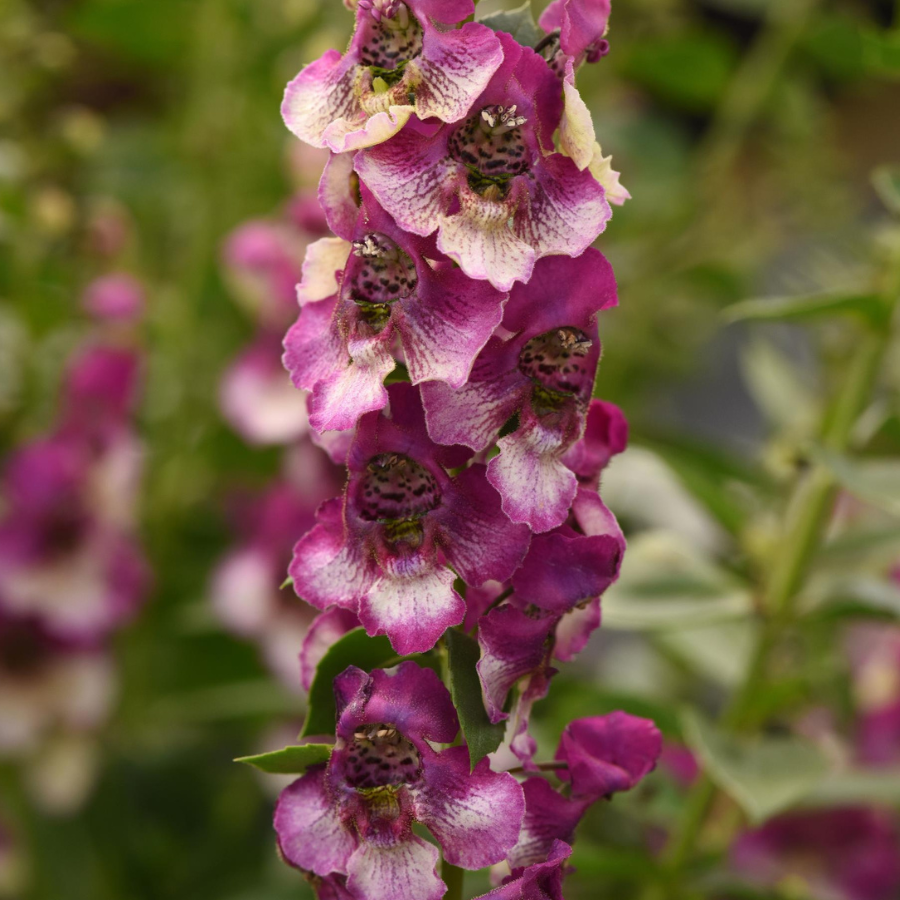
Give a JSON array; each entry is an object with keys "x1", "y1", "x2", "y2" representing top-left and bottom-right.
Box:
[
  {"x1": 555, "y1": 712, "x2": 662, "y2": 800},
  {"x1": 398, "y1": 264, "x2": 507, "y2": 389},
  {"x1": 296, "y1": 237, "x2": 350, "y2": 305},
  {"x1": 346, "y1": 836, "x2": 444, "y2": 900},
  {"x1": 289, "y1": 499, "x2": 374, "y2": 612},
  {"x1": 553, "y1": 597, "x2": 601, "y2": 663},
  {"x1": 561, "y1": 398, "x2": 628, "y2": 487},
  {"x1": 412, "y1": 23, "x2": 504, "y2": 124},
  {"x1": 319, "y1": 152, "x2": 360, "y2": 240},
  {"x1": 282, "y1": 50, "x2": 360, "y2": 149},
  {"x1": 507, "y1": 777, "x2": 587, "y2": 870},
  {"x1": 323, "y1": 105, "x2": 415, "y2": 154},
  {"x1": 359, "y1": 559, "x2": 463, "y2": 655},
  {"x1": 476, "y1": 605, "x2": 557, "y2": 723},
  {"x1": 415, "y1": 745, "x2": 525, "y2": 869},
  {"x1": 440, "y1": 464, "x2": 532, "y2": 586},
  {"x1": 274, "y1": 768, "x2": 356, "y2": 876},
  {"x1": 300, "y1": 607, "x2": 361, "y2": 692},
  {"x1": 334, "y1": 661, "x2": 459, "y2": 745}
]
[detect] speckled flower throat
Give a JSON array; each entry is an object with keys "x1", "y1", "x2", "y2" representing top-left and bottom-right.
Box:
[
  {"x1": 449, "y1": 106, "x2": 530, "y2": 197},
  {"x1": 357, "y1": 1, "x2": 423, "y2": 75},
  {"x1": 345, "y1": 723, "x2": 422, "y2": 789},
  {"x1": 518, "y1": 327, "x2": 594, "y2": 399},
  {"x1": 357, "y1": 453, "x2": 441, "y2": 522}
]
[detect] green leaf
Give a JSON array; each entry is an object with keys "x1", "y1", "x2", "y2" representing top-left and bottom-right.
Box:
[
  {"x1": 477, "y1": 1, "x2": 540, "y2": 48},
  {"x1": 863, "y1": 28, "x2": 900, "y2": 78},
  {"x1": 656, "y1": 622, "x2": 758, "y2": 688},
  {"x1": 806, "y1": 769, "x2": 900, "y2": 807},
  {"x1": 602, "y1": 532, "x2": 753, "y2": 630},
  {"x1": 445, "y1": 629, "x2": 505, "y2": 770},
  {"x1": 724, "y1": 290, "x2": 886, "y2": 326},
  {"x1": 872, "y1": 165, "x2": 900, "y2": 216},
  {"x1": 236, "y1": 743, "x2": 332, "y2": 775},
  {"x1": 683, "y1": 710, "x2": 829, "y2": 823},
  {"x1": 301, "y1": 628, "x2": 400, "y2": 739},
  {"x1": 814, "y1": 449, "x2": 900, "y2": 518},
  {"x1": 279, "y1": 576, "x2": 293, "y2": 590},
  {"x1": 808, "y1": 574, "x2": 900, "y2": 617}
]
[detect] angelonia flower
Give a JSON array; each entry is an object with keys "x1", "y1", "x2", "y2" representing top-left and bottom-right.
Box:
[
  {"x1": 255, "y1": 3, "x2": 657, "y2": 897},
  {"x1": 0, "y1": 271, "x2": 149, "y2": 814}
]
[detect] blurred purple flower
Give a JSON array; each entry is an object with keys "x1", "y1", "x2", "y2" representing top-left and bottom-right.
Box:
[{"x1": 81, "y1": 273, "x2": 145, "y2": 322}]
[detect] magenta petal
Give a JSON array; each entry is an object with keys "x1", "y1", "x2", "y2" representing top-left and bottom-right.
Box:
[
  {"x1": 555, "y1": 713, "x2": 662, "y2": 800},
  {"x1": 553, "y1": 597, "x2": 601, "y2": 663},
  {"x1": 359, "y1": 558, "x2": 464, "y2": 655},
  {"x1": 300, "y1": 607, "x2": 361, "y2": 692},
  {"x1": 489, "y1": 415, "x2": 579, "y2": 534},
  {"x1": 421, "y1": 343, "x2": 525, "y2": 452},
  {"x1": 479, "y1": 839, "x2": 572, "y2": 900},
  {"x1": 413, "y1": 0, "x2": 475, "y2": 22},
  {"x1": 513, "y1": 154, "x2": 610, "y2": 260},
  {"x1": 334, "y1": 662, "x2": 459, "y2": 746},
  {"x1": 413, "y1": 23, "x2": 504, "y2": 125},
  {"x1": 319, "y1": 152, "x2": 360, "y2": 240},
  {"x1": 354, "y1": 124, "x2": 456, "y2": 239},
  {"x1": 275, "y1": 768, "x2": 356, "y2": 876},
  {"x1": 539, "y1": 0, "x2": 612, "y2": 62},
  {"x1": 507, "y1": 777, "x2": 587, "y2": 870},
  {"x1": 346, "y1": 837, "x2": 444, "y2": 900},
  {"x1": 283, "y1": 296, "x2": 343, "y2": 392},
  {"x1": 570, "y1": 488, "x2": 625, "y2": 552},
  {"x1": 562, "y1": 398, "x2": 628, "y2": 486},
  {"x1": 440, "y1": 465, "x2": 532, "y2": 586},
  {"x1": 81, "y1": 273, "x2": 145, "y2": 322},
  {"x1": 398, "y1": 265, "x2": 507, "y2": 389},
  {"x1": 512, "y1": 530, "x2": 621, "y2": 614},
  {"x1": 477, "y1": 605, "x2": 557, "y2": 723},
  {"x1": 282, "y1": 49, "x2": 359, "y2": 148},
  {"x1": 414, "y1": 745, "x2": 525, "y2": 869},
  {"x1": 289, "y1": 500, "x2": 374, "y2": 612}
]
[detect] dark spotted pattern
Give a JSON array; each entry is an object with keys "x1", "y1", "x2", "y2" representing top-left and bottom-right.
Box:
[
  {"x1": 358, "y1": 11, "x2": 424, "y2": 71},
  {"x1": 449, "y1": 111, "x2": 529, "y2": 197},
  {"x1": 345, "y1": 723, "x2": 422, "y2": 789},
  {"x1": 350, "y1": 233, "x2": 418, "y2": 305},
  {"x1": 518, "y1": 327, "x2": 594, "y2": 398},
  {"x1": 358, "y1": 453, "x2": 441, "y2": 522}
]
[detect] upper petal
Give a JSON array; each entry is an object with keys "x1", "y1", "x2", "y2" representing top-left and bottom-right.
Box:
[
  {"x1": 296, "y1": 237, "x2": 350, "y2": 305},
  {"x1": 282, "y1": 50, "x2": 361, "y2": 149},
  {"x1": 414, "y1": 745, "x2": 525, "y2": 869}
]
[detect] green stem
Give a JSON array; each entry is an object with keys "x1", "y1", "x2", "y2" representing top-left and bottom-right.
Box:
[
  {"x1": 658, "y1": 293, "x2": 897, "y2": 886},
  {"x1": 442, "y1": 860, "x2": 465, "y2": 900}
]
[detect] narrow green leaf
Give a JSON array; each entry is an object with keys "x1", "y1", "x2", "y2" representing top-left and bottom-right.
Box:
[
  {"x1": 683, "y1": 710, "x2": 829, "y2": 823},
  {"x1": 279, "y1": 576, "x2": 293, "y2": 590},
  {"x1": 301, "y1": 628, "x2": 399, "y2": 738},
  {"x1": 872, "y1": 165, "x2": 900, "y2": 216},
  {"x1": 806, "y1": 769, "x2": 900, "y2": 807},
  {"x1": 445, "y1": 629, "x2": 505, "y2": 770},
  {"x1": 477, "y1": 1, "x2": 540, "y2": 48},
  {"x1": 602, "y1": 532, "x2": 753, "y2": 630},
  {"x1": 814, "y1": 449, "x2": 900, "y2": 518},
  {"x1": 723, "y1": 290, "x2": 885, "y2": 326},
  {"x1": 236, "y1": 743, "x2": 332, "y2": 775}
]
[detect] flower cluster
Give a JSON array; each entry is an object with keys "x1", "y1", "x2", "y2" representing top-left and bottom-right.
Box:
[
  {"x1": 249, "y1": 2, "x2": 661, "y2": 898},
  {"x1": 0, "y1": 273, "x2": 149, "y2": 813}
]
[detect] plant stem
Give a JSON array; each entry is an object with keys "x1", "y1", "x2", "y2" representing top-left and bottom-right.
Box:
[{"x1": 442, "y1": 860, "x2": 465, "y2": 900}]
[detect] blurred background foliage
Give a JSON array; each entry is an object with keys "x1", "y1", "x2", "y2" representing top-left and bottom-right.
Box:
[{"x1": 1, "y1": 0, "x2": 899, "y2": 898}]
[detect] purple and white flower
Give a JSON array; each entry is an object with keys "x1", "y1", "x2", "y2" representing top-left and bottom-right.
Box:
[
  {"x1": 355, "y1": 32, "x2": 611, "y2": 290},
  {"x1": 476, "y1": 839, "x2": 572, "y2": 900},
  {"x1": 422, "y1": 251, "x2": 617, "y2": 532},
  {"x1": 289, "y1": 383, "x2": 531, "y2": 654},
  {"x1": 275, "y1": 662, "x2": 525, "y2": 900},
  {"x1": 283, "y1": 186, "x2": 507, "y2": 433},
  {"x1": 282, "y1": 0, "x2": 503, "y2": 154}
]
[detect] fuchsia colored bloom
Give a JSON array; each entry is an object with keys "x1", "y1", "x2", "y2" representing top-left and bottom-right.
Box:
[
  {"x1": 476, "y1": 840, "x2": 572, "y2": 900},
  {"x1": 275, "y1": 663, "x2": 525, "y2": 900},
  {"x1": 81, "y1": 273, "x2": 145, "y2": 322},
  {"x1": 283, "y1": 187, "x2": 507, "y2": 432},
  {"x1": 289, "y1": 384, "x2": 531, "y2": 654},
  {"x1": 220, "y1": 331, "x2": 312, "y2": 445},
  {"x1": 507, "y1": 713, "x2": 661, "y2": 869},
  {"x1": 476, "y1": 489, "x2": 625, "y2": 761},
  {"x1": 211, "y1": 452, "x2": 342, "y2": 691},
  {"x1": 282, "y1": 0, "x2": 503, "y2": 154},
  {"x1": 355, "y1": 33, "x2": 611, "y2": 290},
  {"x1": 0, "y1": 343, "x2": 149, "y2": 641},
  {"x1": 0, "y1": 613, "x2": 115, "y2": 755},
  {"x1": 423, "y1": 251, "x2": 618, "y2": 532},
  {"x1": 731, "y1": 808, "x2": 900, "y2": 900},
  {"x1": 539, "y1": 0, "x2": 611, "y2": 68}
]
